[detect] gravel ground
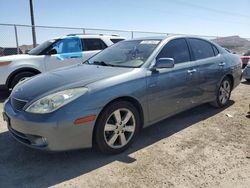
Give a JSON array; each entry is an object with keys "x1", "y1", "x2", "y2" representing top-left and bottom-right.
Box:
[{"x1": 0, "y1": 82, "x2": 249, "y2": 188}]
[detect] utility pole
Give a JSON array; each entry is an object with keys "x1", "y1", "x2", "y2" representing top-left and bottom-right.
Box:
[{"x1": 29, "y1": 0, "x2": 37, "y2": 48}]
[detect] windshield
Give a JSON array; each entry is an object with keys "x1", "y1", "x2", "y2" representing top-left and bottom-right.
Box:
[
  {"x1": 28, "y1": 39, "x2": 56, "y2": 55},
  {"x1": 87, "y1": 39, "x2": 161, "y2": 67}
]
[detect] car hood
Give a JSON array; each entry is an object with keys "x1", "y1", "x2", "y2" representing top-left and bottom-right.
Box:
[
  {"x1": 11, "y1": 64, "x2": 134, "y2": 101},
  {"x1": 0, "y1": 54, "x2": 32, "y2": 62}
]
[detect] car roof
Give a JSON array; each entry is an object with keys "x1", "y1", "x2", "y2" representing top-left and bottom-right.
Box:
[
  {"x1": 129, "y1": 35, "x2": 220, "y2": 47},
  {"x1": 50, "y1": 34, "x2": 126, "y2": 41},
  {"x1": 63, "y1": 34, "x2": 125, "y2": 39},
  {"x1": 130, "y1": 35, "x2": 213, "y2": 41},
  {"x1": 130, "y1": 36, "x2": 167, "y2": 40}
]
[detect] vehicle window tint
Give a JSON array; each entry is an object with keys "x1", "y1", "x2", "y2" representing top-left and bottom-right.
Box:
[
  {"x1": 51, "y1": 38, "x2": 82, "y2": 54},
  {"x1": 110, "y1": 38, "x2": 125, "y2": 43},
  {"x1": 157, "y1": 39, "x2": 190, "y2": 64},
  {"x1": 81, "y1": 39, "x2": 107, "y2": 51},
  {"x1": 189, "y1": 39, "x2": 215, "y2": 60},
  {"x1": 212, "y1": 45, "x2": 219, "y2": 56}
]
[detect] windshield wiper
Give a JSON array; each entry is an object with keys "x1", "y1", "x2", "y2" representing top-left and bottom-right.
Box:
[
  {"x1": 85, "y1": 60, "x2": 134, "y2": 68},
  {"x1": 93, "y1": 61, "x2": 108, "y2": 66},
  {"x1": 92, "y1": 61, "x2": 114, "y2": 67}
]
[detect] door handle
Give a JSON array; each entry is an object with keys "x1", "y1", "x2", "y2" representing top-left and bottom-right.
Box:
[
  {"x1": 187, "y1": 69, "x2": 197, "y2": 74},
  {"x1": 219, "y1": 62, "x2": 226, "y2": 66}
]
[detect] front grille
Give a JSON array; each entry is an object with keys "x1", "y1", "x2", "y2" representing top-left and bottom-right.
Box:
[{"x1": 10, "y1": 97, "x2": 28, "y2": 111}]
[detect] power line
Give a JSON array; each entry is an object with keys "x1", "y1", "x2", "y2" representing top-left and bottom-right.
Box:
[
  {"x1": 174, "y1": 0, "x2": 250, "y2": 19},
  {"x1": 136, "y1": 2, "x2": 250, "y2": 26}
]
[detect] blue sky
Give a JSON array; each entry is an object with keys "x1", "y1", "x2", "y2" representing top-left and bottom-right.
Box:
[{"x1": 0, "y1": 0, "x2": 250, "y2": 46}]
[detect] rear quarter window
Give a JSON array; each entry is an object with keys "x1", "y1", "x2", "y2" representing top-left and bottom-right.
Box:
[
  {"x1": 188, "y1": 38, "x2": 215, "y2": 60},
  {"x1": 212, "y1": 45, "x2": 220, "y2": 56},
  {"x1": 110, "y1": 38, "x2": 125, "y2": 43}
]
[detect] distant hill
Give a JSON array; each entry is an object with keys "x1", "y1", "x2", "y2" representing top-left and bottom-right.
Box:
[{"x1": 212, "y1": 36, "x2": 250, "y2": 55}]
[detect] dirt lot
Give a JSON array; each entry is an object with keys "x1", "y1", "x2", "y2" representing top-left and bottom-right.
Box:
[{"x1": 0, "y1": 82, "x2": 249, "y2": 188}]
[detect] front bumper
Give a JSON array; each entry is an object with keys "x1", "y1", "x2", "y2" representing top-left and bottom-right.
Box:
[
  {"x1": 242, "y1": 67, "x2": 250, "y2": 79},
  {"x1": 0, "y1": 66, "x2": 9, "y2": 86},
  {"x1": 3, "y1": 99, "x2": 101, "y2": 151}
]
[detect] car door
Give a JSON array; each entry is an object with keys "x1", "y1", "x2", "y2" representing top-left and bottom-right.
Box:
[
  {"x1": 146, "y1": 38, "x2": 199, "y2": 122},
  {"x1": 81, "y1": 38, "x2": 108, "y2": 61},
  {"x1": 187, "y1": 38, "x2": 225, "y2": 102},
  {"x1": 44, "y1": 37, "x2": 84, "y2": 71}
]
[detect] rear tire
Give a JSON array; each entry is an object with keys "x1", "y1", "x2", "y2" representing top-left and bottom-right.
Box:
[
  {"x1": 94, "y1": 101, "x2": 141, "y2": 154},
  {"x1": 210, "y1": 77, "x2": 232, "y2": 108},
  {"x1": 10, "y1": 71, "x2": 36, "y2": 89}
]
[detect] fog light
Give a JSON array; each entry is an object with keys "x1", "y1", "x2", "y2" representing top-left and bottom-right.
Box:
[
  {"x1": 26, "y1": 135, "x2": 48, "y2": 147},
  {"x1": 32, "y1": 137, "x2": 47, "y2": 146}
]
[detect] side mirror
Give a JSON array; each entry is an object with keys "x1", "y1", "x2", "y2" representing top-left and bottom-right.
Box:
[
  {"x1": 152, "y1": 58, "x2": 175, "y2": 70},
  {"x1": 47, "y1": 49, "x2": 57, "y2": 55}
]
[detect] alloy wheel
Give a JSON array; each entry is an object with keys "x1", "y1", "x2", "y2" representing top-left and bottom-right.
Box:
[
  {"x1": 219, "y1": 80, "x2": 231, "y2": 105},
  {"x1": 104, "y1": 108, "x2": 136, "y2": 149}
]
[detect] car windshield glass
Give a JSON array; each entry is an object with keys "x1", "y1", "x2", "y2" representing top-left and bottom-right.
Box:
[
  {"x1": 87, "y1": 40, "x2": 161, "y2": 67},
  {"x1": 28, "y1": 39, "x2": 56, "y2": 55}
]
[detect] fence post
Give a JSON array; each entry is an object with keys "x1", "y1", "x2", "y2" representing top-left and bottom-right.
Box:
[
  {"x1": 82, "y1": 28, "x2": 86, "y2": 35},
  {"x1": 14, "y1": 25, "x2": 19, "y2": 54},
  {"x1": 131, "y1": 31, "x2": 134, "y2": 39}
]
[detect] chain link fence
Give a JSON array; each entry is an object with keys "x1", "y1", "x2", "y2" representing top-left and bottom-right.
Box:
[{"x1": 0, "y1": 23, "x2": 249, "y2": 56}]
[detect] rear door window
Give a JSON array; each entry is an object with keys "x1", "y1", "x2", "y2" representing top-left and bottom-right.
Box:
[
  {"x1": 81, "y1": 39, "x2": 107, "y2": 51},
  {"x1": 188, "y1": 39, "x2": 215, "y2": 60},
  {"x1": 157, "y1": 38, "x2": 191, "y2": 64}
]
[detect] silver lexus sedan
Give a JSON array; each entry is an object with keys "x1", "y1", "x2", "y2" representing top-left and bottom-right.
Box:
[{"x1": 3, "y1": 36, "x2": 242, "y2": 154}]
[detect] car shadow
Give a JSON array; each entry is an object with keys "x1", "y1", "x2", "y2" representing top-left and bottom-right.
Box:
[
  {"x1": 0, "y1": 101, "x2": 234, "y2": 187},
  {"x1": 241, "y1": 80, "x2": 250, "y2": 85}
]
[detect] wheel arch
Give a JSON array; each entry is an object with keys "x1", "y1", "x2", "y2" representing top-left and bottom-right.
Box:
[
  {"x1": 217, "y1": 73, "x2": 234, "y2": 89},
  {"x1": 225, "y1": 74, "x2": 234, "y2": 88},
  {"x1": 92, "y1": 96, "x2": 144, "y2": 145},
  {"x1": 6, "y1": 67, "x2": 41, "y2": 88}
]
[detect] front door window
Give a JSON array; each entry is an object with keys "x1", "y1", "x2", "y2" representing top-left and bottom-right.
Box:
[{"x1": 51, "y1": 37, "x2": 82, "y2": 54}]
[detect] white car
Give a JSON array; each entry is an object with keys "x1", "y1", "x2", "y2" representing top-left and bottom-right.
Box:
[{"x1": 0, "y1": 34, "x2": 125, "y2": 90}]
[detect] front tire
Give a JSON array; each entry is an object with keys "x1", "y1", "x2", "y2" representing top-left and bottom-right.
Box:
[
  {"x1": 246, "y1": 79, "x2": 250, "y2": 82},
  {"x1": 94, "y1": 101, "x2": 141, "y2": 154},
  {"x1": 211, "y1": 77, "x2": 232, "y2": 108},
  {"x1": 10, "y1": 71, "x2": 36, "y2": 89}
]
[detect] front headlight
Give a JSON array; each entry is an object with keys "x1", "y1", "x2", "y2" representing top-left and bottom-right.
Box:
[{"x1": 26, "y1": 88, "x2": 88, "y2": 114}]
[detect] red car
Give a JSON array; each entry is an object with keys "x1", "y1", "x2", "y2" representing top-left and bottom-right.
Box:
[{"x1": 241, "y1": 50, "x2": 250, "y2": 69}]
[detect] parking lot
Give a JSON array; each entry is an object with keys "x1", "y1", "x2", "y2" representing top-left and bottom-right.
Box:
[{"x1": 0, "y1": 81, "x2": 249, "y2": 188}]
